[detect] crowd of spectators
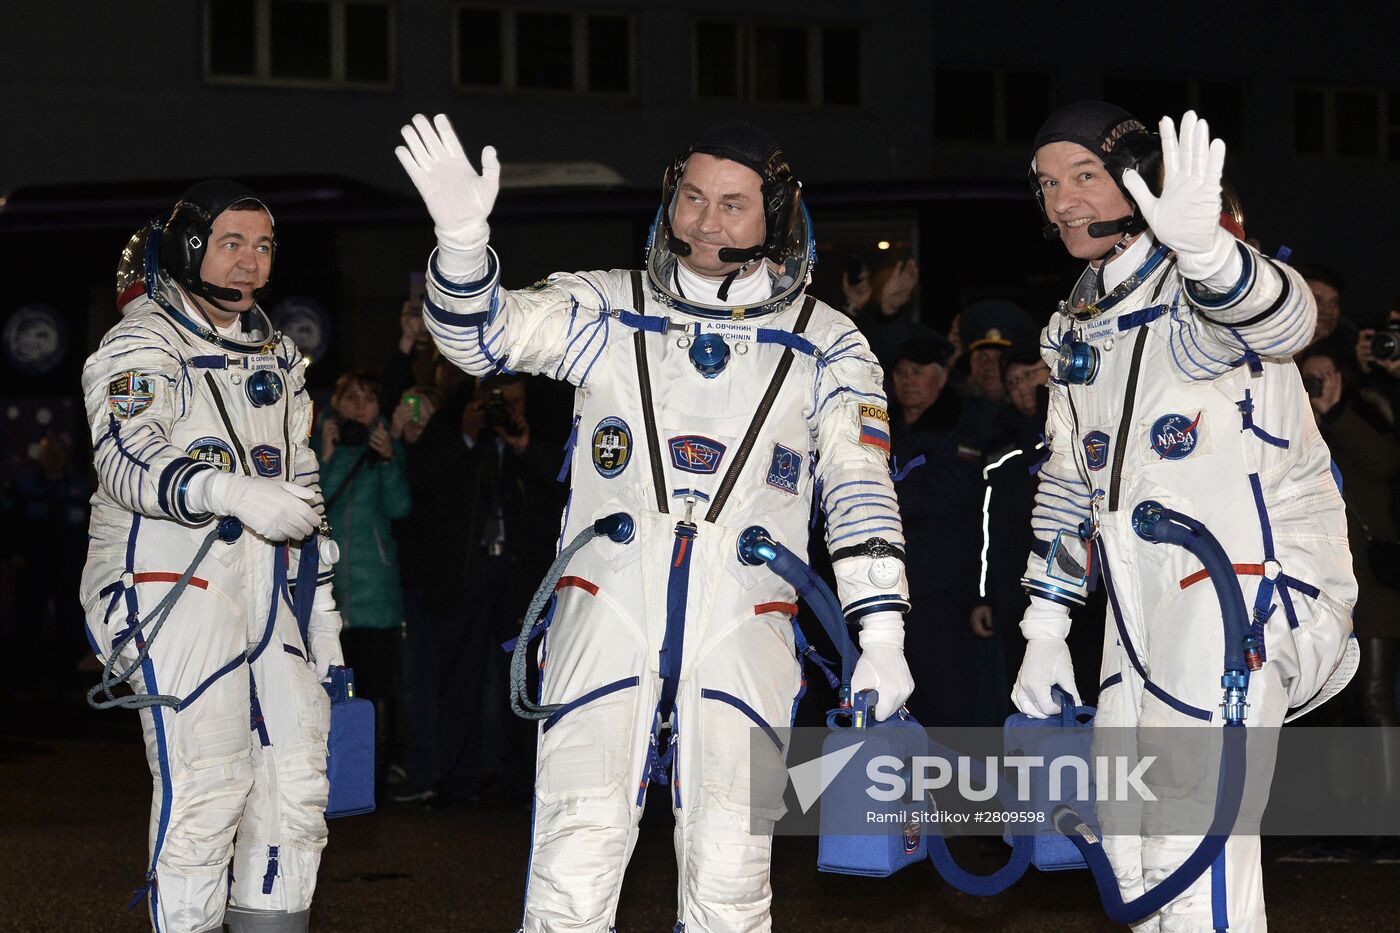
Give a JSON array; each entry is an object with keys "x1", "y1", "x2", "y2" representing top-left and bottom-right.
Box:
[{"x1": 315, "y1": 297, "x2": 568, "y2": 806}]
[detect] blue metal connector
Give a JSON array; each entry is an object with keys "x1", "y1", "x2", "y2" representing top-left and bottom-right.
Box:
[
  {"x1": 245, "y1": 369, "x2": 285, "y2": 407},
  {"x1": 1057, "y1": 340, "x2": 1100, "y2": 386},
  {"x1": 218, "y1": 516, "x2": 244, "y2": 543},
  {"x1": 1221, "y1": 670, "x2": 1249, "y2": 725},
  {"x1": 689, "y1": 333, "x2": 731, "y2": 378},
  {"x1": 1131, "y1": 500, "x2": 1166, "y2": 541},
  {"x1": 737, "y1": 525, "x2": 777, "y2": 565},
  {"x1": 593, "y1": 512, "x2": 635, "y2": 544}
]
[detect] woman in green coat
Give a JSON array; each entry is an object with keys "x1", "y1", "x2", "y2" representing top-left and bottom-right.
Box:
[{"x1": 313, "y1": 370, "x2": 412, "y2": 777}]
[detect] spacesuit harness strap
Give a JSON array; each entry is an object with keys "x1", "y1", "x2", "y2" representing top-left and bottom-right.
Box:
[
  {"x1": 631, "y1": 271, "x2": 670, "y2": 514},
  {"x1": 704, "y1": 295, "x2": 815, "y2": 523},
  {"x1": 627, "y1": 270, "x2": 817, "y2": 521}
]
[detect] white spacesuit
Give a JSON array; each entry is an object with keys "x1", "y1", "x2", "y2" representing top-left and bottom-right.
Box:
[
  {"x1": 1013, "y1": 104, "x2": 1357, "y2": 931},
  {"x1": 80, "y1": 182, "x2": 341, "y2": 933},
  {"x1": 396, "y1": 115, "x2": 914, "y2": 931}
]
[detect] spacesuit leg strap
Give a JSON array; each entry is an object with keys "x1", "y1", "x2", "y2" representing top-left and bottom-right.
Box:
[{"x1": 630, "y1": 271, "x2": 669, "y2": 514}]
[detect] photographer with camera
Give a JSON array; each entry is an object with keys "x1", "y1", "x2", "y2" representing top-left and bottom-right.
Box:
[
  {"x1": 411, "y1": 373, "x2": 555, "y2": 806},
  {"x1": 840, "y1": 256, "x2": 926, "y2": 371},
  {"x1": 1357, "y1": 302, "x2": 1400, "y2": 443},
  {"x1": 315, "y1": 370, "x2": 412, "y2": 786},
  {"x1": 1299, "y1": 347, "x2": 1400, "y2": 733}
]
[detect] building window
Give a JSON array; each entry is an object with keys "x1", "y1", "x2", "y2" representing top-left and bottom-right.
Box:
[
  {"x1": 1294, "y1": 84, "x2": 1393, "y2": 160},
  {"x1": 204, "y1": 0, "x2": 393, "y2": 87},
  {"x1": 1109, "y1": 75, "x2": 1245, "y2": 150},
  {"x1": 693, "y1": 20, "x2": 864, "y2": 107},
  {"x1": 934, "y1": 68, "x2": 1050, "y2": 144},
  {"x1": 454, "y1": 7, "x2": 634, "y2": 97}
]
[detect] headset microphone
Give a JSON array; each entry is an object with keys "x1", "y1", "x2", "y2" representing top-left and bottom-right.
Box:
[
  {"x1": 198, "y1": 277, "x2": 247, "y2": 305},
  {"x1": 1087, "y1": 218, "x2": 1128, "y2": 238}
]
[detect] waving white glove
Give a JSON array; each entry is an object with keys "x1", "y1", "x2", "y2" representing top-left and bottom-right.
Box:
[
  {"x1": 1121, "y1": 111, "x2": 1236, "y2": 282},
  {"x1": 851, "y1": 610, "x2": 915, "y2": 722},
  {"x1": 187, "y1": 470, "x2": 320, "y2": 542},
  {"x1": 306, "y1": 583, "x2": 345, "y2": 681},
  {"x1": 1010, "y1": 597, "x2": 1080, "y2": 718},
  {"x1": 395, "y1": 113, "x2": 499, "y2": 278}
]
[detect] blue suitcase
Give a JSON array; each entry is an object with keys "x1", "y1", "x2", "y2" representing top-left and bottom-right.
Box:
[
  {"x1": 1001, "y1": 686, "x2": 1096, "y2": 870},
  {"x1": 323, "y1": 666, "x2": 376, "y2": 818},
  {"x1": 817, "y1": 691, "x2": 932, "y2": 877}
]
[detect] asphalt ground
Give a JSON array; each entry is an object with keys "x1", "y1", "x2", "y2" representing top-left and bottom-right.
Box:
[{"x1": 3, "y1": 686, "x2": 1397, "y2": 932}]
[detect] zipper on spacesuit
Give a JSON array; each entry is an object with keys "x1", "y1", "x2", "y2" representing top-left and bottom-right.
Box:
[
  {"x1": 1107, "y1": 327, "x2": 1150, "y2": 511},
  {"x1": 204, "y1": 373, "x2": 252, "y2": 475},
  {"x1": 703, "y1": 296, "x2": 815, "y2": 523}
]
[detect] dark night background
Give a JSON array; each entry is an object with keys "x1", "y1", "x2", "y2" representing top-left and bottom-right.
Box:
[{"x1": 2, "y1": 1, "x2": 1398, "y2": 929}]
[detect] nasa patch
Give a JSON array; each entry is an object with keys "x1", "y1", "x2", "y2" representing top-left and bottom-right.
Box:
[
  {"x1": 592, "y1": 416, "x2": 632, "y2": 478},
  {"x1": 107, "y1": 372, "x2": 155, "y2": 419},
  {"x1": 1082, "y1": 431, "x2": 1110, "y2": 471},
  {"x1": 186, "y1": 436, "x2": 236, "y2": 473},
  {"x1": 669, "y1": 435, "x2": 726, "y2": 475},
  {"x1": 250, "y1": 444, "x2": 283, "y2": 477},
  {"x1": 1147, "y1": 412, "x2": 1205, "y2": 461},
  {"x1": 766, "y1": 443, "x2": 802, "y2": 494}
]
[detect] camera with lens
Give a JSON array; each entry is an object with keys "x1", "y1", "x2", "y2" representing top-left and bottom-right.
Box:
[
  {"x1": 484, "y1": 388, "x2": 522, "y2": 436},
  {"x1": 1302, "y1": 375, "x2": 1324, "y2": 398},
  {"x1": 337, "y1": 417, "x2": 368, "y2": 447},
  {"x1": 336, "y1": 418, "x2": 384, "y2": 460},
  {"x1": 1371, "y1": 322, "x2": 1400, "y2": 362}
]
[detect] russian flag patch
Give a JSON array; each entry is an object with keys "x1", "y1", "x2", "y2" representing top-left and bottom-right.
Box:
[{"x1": 858, "y1": 403, "x2": 890, "y2": 453}]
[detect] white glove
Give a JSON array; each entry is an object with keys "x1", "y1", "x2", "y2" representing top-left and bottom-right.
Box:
[
  {"x1": 1010, "y1": 597, "x2": 1080, "y2": 718},
  {"x1": 187, "y1": 470, "x2": 320, "y2": 542},
  {"x1": 306, "y1": 584, "x2": 345, "y2": 681},
  {"x1": 394, "y1": 113, "x2": 499, "y2": 279},
  {"x1": 1121, "y1": 111, "x2": 1238, "y2": 283},
  {"x1": 850, "y1": 610, "x2": 915, "y2": 722}
]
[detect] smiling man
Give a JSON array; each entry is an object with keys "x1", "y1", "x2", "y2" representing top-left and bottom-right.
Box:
[
  {"x1": 396, "y1": 115, "x2": 913, "y2": 931},
  {"x1": 81, "y1": 181, "x2": 339, "y2": 933},
  {"x1": 1015, "y1": 102, "x2": 1358, "y2": 932}
]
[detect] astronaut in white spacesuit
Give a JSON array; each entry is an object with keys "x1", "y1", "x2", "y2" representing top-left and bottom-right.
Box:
[
  {"x1": 1012, "y1": 102, "x2": 1357, "y2": 931},
  {"x1": 395, "y1": 114, "x2": 915, "y2": 931},
  {"x1": 80, "y1": 181, "x2": 341, "y2": 933}
]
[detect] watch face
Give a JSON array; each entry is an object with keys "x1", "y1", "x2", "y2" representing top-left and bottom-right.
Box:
[{"x1": 869, "y1": 557, "x2": 900, "y2": 588}]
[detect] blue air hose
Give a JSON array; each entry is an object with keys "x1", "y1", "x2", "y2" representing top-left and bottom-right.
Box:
[
  {"x1": 1049, "y1": 500, "x2": 1252, "y2": 924},
  {"x1": 740, "y1": 527, "x2": 1033, "y2": 894}
]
